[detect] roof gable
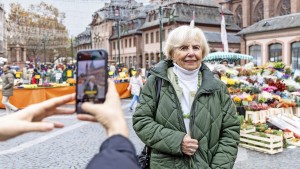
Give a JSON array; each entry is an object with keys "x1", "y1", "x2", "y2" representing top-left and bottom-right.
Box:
[{"x1": 238, "y1": 13, "x2": 300, "y2": 35}]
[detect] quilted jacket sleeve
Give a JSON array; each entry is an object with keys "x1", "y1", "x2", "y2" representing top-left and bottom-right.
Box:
[
  {"x1": 133, "y1": 75, "x2": 186, "y2": 156},
  {"x1": 210, "y1": 83, "x2": 240, "y2": 169}
]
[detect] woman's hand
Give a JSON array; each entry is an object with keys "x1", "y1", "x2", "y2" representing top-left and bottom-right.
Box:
[
  {"x1": 0, "y1": 94, "x2": 75, "y2": 141},
  {"x1": 181, "y1": 134, "x2": 199, "y2": 156},
  {"x1": 77, "y1": 79, "x2": 128, "y2": 138}
]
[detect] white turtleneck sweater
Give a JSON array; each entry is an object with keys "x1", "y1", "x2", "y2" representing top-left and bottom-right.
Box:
[{"x1": 173, "y1": 63, "x2": 200, "y2": 117}]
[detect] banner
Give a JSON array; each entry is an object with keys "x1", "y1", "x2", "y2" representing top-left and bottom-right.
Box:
[{"x1": 221, "y1": 6, "x2": 229, "y2": 53}]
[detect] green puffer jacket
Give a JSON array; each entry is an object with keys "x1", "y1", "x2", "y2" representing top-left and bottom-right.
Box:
[{"x1": 133, "y1": 60, "x2": 240, "y2": 169}]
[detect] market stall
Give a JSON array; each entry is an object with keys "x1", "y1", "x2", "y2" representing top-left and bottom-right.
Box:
[
  {"x1": 216, "y1": 61, "x2": 300, "y2": 154},
  {"x1": 0, "y1": 86, "x2": 75, "y2": 109},
  {"x1": 0, "y1": 82, "x2": 131, "y2": 109}
]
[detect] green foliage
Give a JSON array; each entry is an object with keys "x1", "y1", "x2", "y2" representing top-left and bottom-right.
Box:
[
  {"x1": 273, "y1": 62, "x2": 285, "y2": 69},
  {"x1": 285, "y1": 68, "x2": 292, "y2": 75},
  {"x1": 255, "y1": 123, "x2": 269, "y2": 132},
  {"x1": 238, "y1": 116, "x2": 244, "y2": 125}
]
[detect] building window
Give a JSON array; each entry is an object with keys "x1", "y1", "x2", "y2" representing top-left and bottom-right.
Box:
[
  {"x1": 280, "y1": 0, "x2": 291, "y2": 16},
  {"x1": 234, "y1": 5, "x2": 243, "y2": 28},
  {"x1": 292, "y1": 42, "x2": 300, "y2": 70},
  {"x1": 162, "y1": 30, "x2": 165, "y2": 41},
  {"x1": 269, "y1": 43, "x2": 282, "y2": 62},
  {"x1": 125, "y1": 39, "x2": 127, "y2": 48},
  {"x1": 134, "y1": 37, "x2": 136, "y2": 47},
  {"x1": 156, "y1": 31, "x2": 159, "y2": 43},
  {"x1": 146, "y1": 33, "x2": 149, "y2": 44},
  {"x1": 252, "y1": 0, "x2": 264, "y2": 24},
  {"x1": 249, "y1": 45, "x2": 261, "y2": 66},
  {"x1": 129, "y1": 38, "x2": 132, "y2": 47},
  {"x1": 151, "y1": 32, "x2": 154, "y2": 43},
  {"x1": 113, "y1": 42, "x2": 116, "y2": 50}
]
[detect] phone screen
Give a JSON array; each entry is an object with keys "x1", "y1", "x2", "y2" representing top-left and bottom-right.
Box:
[{"x1": 76, "y1": 49, "x2": 108, "y2": 114}]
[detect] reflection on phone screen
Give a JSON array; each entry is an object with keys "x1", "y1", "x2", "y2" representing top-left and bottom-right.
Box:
[{"x1": 76, "y1": 50, "x2": 107, "y2": 114}]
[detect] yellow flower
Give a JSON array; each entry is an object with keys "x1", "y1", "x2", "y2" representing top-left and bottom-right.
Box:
[
  {"x1": 245, "y1": 95, "x2": 253, "y2": 102},
  {"x1": 66, "y1": 78, "x2": 76, "y2": 84},
  {"x1": 233, "y1": 97, "x2": 242, "y2": 103}
]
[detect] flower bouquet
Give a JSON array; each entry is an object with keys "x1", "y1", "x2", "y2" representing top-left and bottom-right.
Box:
[
  {"x1": 272, "y1": 62, "x2": 285, "y2": 71},
  {"x1": 66, "y1": 78, "x2": 76, "y2": 86}
]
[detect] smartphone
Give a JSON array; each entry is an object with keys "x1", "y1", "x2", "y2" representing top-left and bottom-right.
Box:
[{"x1": 76, "y1": 49, "x2": 108, "y2": 114}]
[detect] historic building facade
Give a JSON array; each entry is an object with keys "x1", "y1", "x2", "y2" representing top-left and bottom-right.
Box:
[
  {"x1": 0, "y1": 3, "x2": 6, "y2": 59},
  {"x1": 79, "y1": 0, "x2": 241, "y2": 69},
  {"x1": 74, "y1": 27, "x2": 92, "y2": 52},
  {"x1": 220, "y1": 0, "x2": 300, "y2": 67}
]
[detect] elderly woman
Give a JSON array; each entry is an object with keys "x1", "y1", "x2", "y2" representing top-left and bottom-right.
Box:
[{"x1": 133, "y1": 25, "x2": 240, "y2": 169}]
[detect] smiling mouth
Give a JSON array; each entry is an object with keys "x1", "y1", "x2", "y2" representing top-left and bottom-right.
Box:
[{"x1": 184, "y1": 60, "x2": 196, "y2": 62}]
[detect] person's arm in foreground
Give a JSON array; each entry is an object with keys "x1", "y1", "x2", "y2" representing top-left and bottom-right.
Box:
[
  {"x1": 78, "y1": 79, "x2": 140, "y2": 169},
  {"x1": 0, "y1": 94, "x2": 75, "y2": 141}
]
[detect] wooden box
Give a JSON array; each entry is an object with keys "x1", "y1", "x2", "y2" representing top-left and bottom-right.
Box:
[
  {"x1": 283, "y1": 107, "x2": 293, "y2": 115},
  {"x1": 240, "y1": 132, "x2": 283, "y2": 154},
  {"x1": 284, "y1": 132, "x2": 294, "y2": 139},
  {"x1": 292, "y1": 107, "x2": 300, "y2": 117},
  {"x1": 268, "y1": 108, "x2": 283, "y2": 117},
  {"x1": 240, "y1": 127, "x2": 256, "y2": 134},
  {"x1": 259, "y1": 110, "x2": 269, "y2": 123},
  {"x1": 286, "y1": 138, "x2": 300, "y2": 146},
  {"x1": 245, "y1": 111, "x2": 260, "y2": 124}
]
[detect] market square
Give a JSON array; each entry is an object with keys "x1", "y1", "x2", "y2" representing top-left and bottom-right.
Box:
[{"x1": 1, "y1": 0, "x2": 300, "y2": 169}]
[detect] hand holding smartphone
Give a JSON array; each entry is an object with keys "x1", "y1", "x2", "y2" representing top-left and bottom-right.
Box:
[{"x1": 76, "y1": 49, "x2": 108, "y2": 114}]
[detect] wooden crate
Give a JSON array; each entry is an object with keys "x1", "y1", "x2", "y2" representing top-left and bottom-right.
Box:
[
  {"x1": 268, "y1": 108, "x2": 283, "y2": 116},
  {"x1": 240, "y1": 132, "x2": 283, "y2": 154},
  {"x1": 259, "y1": 110, "x2": 269, "y2": 123},
  {"x1": 286, "y1": 138, "x2": 300, "y2": 146},
  {"x1": 283, "y1": 107, "x2": 293, "y2": 115},
  {"x1": 292, "y1": 107, "x2": 300, "y2": 117},
  {"x1": 284, "y1": 132, "x2": 294, "y2": 139},
  {"x1": 240, "y1": 127, "x2": 256, "y2": 134},
  {"x1": 245, "y1": 111, "x2": 260, "y2": 123}
]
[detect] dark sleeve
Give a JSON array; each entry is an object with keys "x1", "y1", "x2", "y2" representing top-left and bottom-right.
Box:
[{"x1": 86, "y1": 135, "x2": 140, "y2": 169}]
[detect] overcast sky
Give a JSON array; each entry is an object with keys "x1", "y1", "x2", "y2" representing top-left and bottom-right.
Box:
[{"x1": 1, "y1": 0, "x2": 149, "y2": 36}]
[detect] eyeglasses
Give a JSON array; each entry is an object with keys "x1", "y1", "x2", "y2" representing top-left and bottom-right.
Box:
[{"x1": 175, "y1": 45, "x2": 201, "y2": 52}]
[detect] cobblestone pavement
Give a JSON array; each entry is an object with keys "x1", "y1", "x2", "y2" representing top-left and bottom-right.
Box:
[{"x1": 0, "y1": 99, "x2": 300, "y2": 169}]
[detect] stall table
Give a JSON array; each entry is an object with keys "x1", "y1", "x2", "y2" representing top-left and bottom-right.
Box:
[{"x1": 0, "y1": 82, "x2": 131, "y2": 109}]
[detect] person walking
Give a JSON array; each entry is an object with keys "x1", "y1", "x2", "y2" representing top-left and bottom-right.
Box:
[
  {"x1": 1, "y1": 65, "x2": 19, "y2": 113},
  {"x1": 133, "y1": 25, "x2": 240, "y2": 169},
  {"x1": 128, "y1": 68, "x2": 143, "y2": 111}
]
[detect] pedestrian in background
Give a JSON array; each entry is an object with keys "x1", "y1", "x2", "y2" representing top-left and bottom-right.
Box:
[
  {"x1": 127, "y1": 68, "x2": 143, "y2": 111},
  {"x1": 31, "y1": 68, "x2": 41, "y2": 84},
  {"x1": 1, "y1": 65, "x2": 19, "y2": 113},
  {"x1": 133, "y1": 25, "x2": 240, "y2": 168}
]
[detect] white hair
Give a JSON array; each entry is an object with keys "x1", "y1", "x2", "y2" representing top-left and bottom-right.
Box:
[{"x1": 163, "y1": 25, "x2": 210, "y2": 59}]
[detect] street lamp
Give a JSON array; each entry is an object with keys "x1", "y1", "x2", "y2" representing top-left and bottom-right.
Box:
[
  {"x1": 159, "y1": 6, "x2": 173, "y2": 60},
  {"x1": 41, "y1": 37, "x2": 48, "y2": 69},
  {"x1": 71, "y1": 37, "x2": 74, "y2": 64},
  {"x1": 114, "y1": 7, "x2": 121, "y2": 67}
]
